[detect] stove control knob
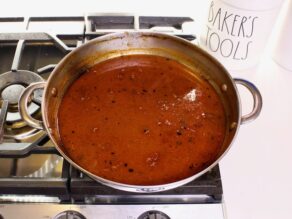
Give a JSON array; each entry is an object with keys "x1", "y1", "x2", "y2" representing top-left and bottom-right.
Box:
[
  {"x1": 138, "y1": 210, "x2": 171, "y2": 219},
  {"x1": 54, "y1": 210, "x2": 86, "y2": 219}
]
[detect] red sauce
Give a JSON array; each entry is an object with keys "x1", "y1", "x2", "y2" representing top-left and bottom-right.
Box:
[{"x1": 58, "y1": 55, "x2": 226, "y2": 185}]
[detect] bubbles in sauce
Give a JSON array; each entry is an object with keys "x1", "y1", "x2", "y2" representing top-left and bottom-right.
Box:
[{"x1": 58, "y1": 55, "x2": 226, "y2": 185}]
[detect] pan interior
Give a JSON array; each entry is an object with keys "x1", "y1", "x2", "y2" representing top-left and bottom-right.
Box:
[{"x1": 43, "y1": 33, "x2": 239, "y2": 186}]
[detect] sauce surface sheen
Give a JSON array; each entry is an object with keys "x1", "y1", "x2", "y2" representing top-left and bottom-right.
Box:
[{"x1": 58, "y1": 55, "x2": 226, "y2": 185}]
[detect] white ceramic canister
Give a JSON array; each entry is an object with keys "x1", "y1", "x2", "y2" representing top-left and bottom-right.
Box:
[
  {"x1": 200, "y1": 0, "x2": 284, "y2": 71},
  {"x1": 273, "y1": 0, "x2": 292, "y2": 71}
]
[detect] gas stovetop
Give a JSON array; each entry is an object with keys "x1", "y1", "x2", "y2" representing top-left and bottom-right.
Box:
[{"x1": 0, "y1": 14, "x2": 225, "y2": 219}]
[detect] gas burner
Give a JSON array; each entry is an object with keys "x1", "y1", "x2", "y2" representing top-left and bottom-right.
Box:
[
  {"x1": 0, "y1": 70, "x2": 44, "y2": 140},
  {"x1": 2, "y1": 84, "x2": 25, "y2": 108}
]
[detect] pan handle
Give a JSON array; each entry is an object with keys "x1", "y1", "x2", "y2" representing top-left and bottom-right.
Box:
[
  {"x1": 19, "y1": 82, "x2": 46, "y2": 130},
  {"x1": 234, "y1": 78, "x2": 263, "y2": 124}
]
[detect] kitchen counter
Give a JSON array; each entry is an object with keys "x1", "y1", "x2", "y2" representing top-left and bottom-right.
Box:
[
  {"x1": 1, "y1": 0, "x2": 291, "y2": 218},
  {"x1": 220, "y1": 55, "x2": 292, "y2": 219}
]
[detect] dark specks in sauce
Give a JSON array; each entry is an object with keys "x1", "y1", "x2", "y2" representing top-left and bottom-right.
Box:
[{"x1": 58, "y1": 55, "x2": 226, "y2": 185}]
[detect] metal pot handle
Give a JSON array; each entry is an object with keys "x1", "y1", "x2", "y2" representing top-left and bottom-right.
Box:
[
  {"x1": 19, "y1": 82, "x2": 46, "y2": 130},
  {"x1": 234, "y1": 78, "x2": 263, "y2": 124}
]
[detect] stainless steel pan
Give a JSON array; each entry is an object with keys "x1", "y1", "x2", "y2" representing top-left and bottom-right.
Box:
[{"x1": 19, "y1": 32, "x2": 262, "y2": 193}]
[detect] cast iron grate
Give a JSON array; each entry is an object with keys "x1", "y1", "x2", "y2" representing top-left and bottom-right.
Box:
[{"x1": 0, "y1": 15, "x2": 223, "y2": 204}]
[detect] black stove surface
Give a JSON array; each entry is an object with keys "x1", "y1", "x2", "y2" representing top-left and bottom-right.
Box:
[{"x1": 0, "y1": 15, "x2": 222, "y2": 204}]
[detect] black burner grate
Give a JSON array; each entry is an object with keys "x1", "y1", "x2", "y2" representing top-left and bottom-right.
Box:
[{"x1": 0, "y1": 15, "x2": 223, "y2": 204}]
